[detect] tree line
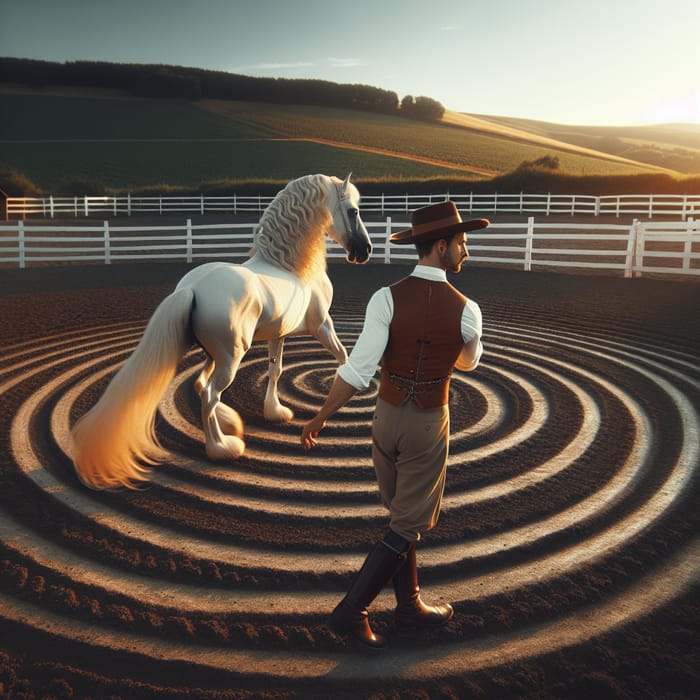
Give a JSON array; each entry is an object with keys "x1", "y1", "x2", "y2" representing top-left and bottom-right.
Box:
[{"x1": 0, "y1": 57, "x2": 445, "y2": 121}]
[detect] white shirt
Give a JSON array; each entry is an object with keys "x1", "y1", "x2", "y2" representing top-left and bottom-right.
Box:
[{"x1": 338, "y1": 265, "x2": 483, "y2": 390}]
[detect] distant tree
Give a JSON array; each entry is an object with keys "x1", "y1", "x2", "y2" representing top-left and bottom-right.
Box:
[
  {"x1": 399, "y1": 94, "x2": 445, "y2": 122},
  {"x1": 0, "y1": 57, "x2": 58, "y2": 87},
  {"x1": 128, "y1": 66, "x2": 202, "y2": 100},
  {"x1": 0, "y1": 57, "x2": 405, "y2": 115},
  {"x1": 400, "y1": 95, "x2": 415, "y2": 113},
  {"x1": 517, "y1": 155, "x2": 561, "y2": 171},
  {"x1": 413, "y1": 96, "x2": 445, "y2": 121}
]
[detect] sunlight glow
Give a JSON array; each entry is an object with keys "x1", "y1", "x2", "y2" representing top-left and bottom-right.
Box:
[{"x1": 636, "y1": 90, "x2": 700, "y2": 125}]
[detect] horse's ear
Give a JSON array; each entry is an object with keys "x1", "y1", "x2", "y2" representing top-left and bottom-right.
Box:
[{"x1": 342, "y1": 173, "x2": 352, "y2": 194}]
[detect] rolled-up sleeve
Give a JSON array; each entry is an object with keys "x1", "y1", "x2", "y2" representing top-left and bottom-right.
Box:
[
  {"x1": 455, "y1": 299, "x2": 483, "y2": 372},
  {"x1": 337, "y1": 287, "x2": 392, "y2": 389}
]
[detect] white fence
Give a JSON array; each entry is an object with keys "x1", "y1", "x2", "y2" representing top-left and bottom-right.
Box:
[
  {"x1": 1, "y1": 217, "x2": 698, "y2": 278},
  {"x1": 5, "y1": 192, "x2": 700, "y2": 220}
]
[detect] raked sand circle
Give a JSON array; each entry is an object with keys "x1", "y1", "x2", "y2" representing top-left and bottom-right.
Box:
[{"x1": 0, "y1": 264, "x2": 698, "y2": 697}]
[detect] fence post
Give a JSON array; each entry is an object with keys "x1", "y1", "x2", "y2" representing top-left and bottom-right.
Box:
[
  {"x1": 648, "y1": 194, "x2": 653, "y2": 219},
  {"x1": 384, "y1": 217, "x2": 392, "y2": 264},
  {"x1": 570, "y1": 195, "x2": 576, "y2": 216},
  {"x1": 200, "y1": 194, "x2": 205, "y2": 216},
  {"x1": 595, "y1": 196, "x2": 600, "y2": 217},
  {"x1": 49, "y1": 195, "x2": 55, "y2": 219},
  {"x1": 127, "y1": 192, "x2": 132, "y2": 217},
  {"x1": 682, "y1": 218, "x2": 694, "y2": 272},
  {"x1": 681, "y1": 194, "x2": 687, "y2": 220},
  {"x1": 84, "y1": 196, "x2": 89, "y2": 217},
  {"x1": 546, "y1": 193, "x2": 551, "y2": 216},
  {"x1": 524, "y1": 216, "x2": 534, "y2": 271},
  {"x1": 104, "y1": 221, "x2": 111, "y2": 264},
  {"x1": 633, "y1": 219, "x2": 644, "y2": 278},
  {"x1": 233, "y1": 193, "x2": 237, "y2": 215},
  {"x1": 469, "y1": 192, "x2": 473, "y2": 213},
  {"x1": 74, "y1": 196, "x2": 78, "y2": 218},
  {"x1": 186, "y1": 218, "x2": 193, "y2": 264},
  {"x1": 18, "y1": 220, "x2": 25, "y2": 269},
  {"x1": 519, "y1": 191, "x2": 524, "y2": 213},
  {"x1": 624, "y1": 219, "x2": 638, "y2": 278}
]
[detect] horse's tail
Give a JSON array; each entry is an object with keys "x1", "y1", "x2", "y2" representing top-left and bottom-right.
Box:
[{"x1": 70, "y1": 287, "x2": 194, "y2": 490}]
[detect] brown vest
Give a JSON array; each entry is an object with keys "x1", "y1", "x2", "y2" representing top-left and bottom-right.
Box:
[{"x1": 378, "y1": 276, "x2": 467, "y2": 408}]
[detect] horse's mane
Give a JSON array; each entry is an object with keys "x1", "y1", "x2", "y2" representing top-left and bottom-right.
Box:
[{"x1": 251, "y1": 174, "x2": 332, "y2": 281}]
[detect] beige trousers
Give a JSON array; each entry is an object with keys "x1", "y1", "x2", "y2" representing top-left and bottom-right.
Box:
[{"x1": 371, "y1": 397, "x2": 450, "y2": 542}]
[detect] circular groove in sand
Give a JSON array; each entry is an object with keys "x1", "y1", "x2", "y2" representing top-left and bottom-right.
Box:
[{"x1": 2, "y1": 311, "x2": 697, "y2": 674}]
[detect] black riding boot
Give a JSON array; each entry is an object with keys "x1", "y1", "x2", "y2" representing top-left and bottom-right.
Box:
[
  {"x1": 393, "y1": 543, "x2": 454, "y2": 628},
  {"x1": 329, "y1": 530, "x2": 409, "y2": 650}
]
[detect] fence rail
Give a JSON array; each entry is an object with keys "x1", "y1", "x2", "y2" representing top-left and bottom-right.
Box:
[
  {"x1": 1, "y1": 217, "x2": 698, "y2": 279},
  {"x1": 5, "y1": 192, "x2": 700, "y2": 220}
]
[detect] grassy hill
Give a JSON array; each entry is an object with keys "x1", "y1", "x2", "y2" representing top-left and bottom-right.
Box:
[
  {"x1": 464, "y1": 113, "x2": 700, "y2": 174},
  {"x1": 0, "y1": 85, "x2": 698, "y2": 194}
]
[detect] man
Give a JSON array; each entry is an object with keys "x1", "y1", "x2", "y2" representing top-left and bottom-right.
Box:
[{"x1": 301, "y1": 201, "x2": 488, "y2": 650}]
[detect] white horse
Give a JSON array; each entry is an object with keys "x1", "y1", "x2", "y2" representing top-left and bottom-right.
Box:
[{"x1": 70, "y1": 173, "x2": 371, "y2": 489}]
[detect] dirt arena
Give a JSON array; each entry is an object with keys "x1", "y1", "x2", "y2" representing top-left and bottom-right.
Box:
[{"x1": 0, "y1": 261, "x2": 698, "y2": 699}]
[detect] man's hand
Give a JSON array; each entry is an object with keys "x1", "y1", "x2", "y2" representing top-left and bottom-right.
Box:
[
  {"x1": 299, "y1": 374, "x2": 358, "y2": 450},
  {"x1": 301, "y1": 415, "x2": 327, "y2": 450}
]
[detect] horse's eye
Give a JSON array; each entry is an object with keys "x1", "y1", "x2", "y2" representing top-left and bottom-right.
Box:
[{"x1": 348, "y1": 208, "x2": 359, "y2": 218}]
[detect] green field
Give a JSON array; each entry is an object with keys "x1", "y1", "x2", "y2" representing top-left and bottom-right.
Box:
[
  {"x1": 0, "y1": 90, "x2": 692, "y2": 192},
  {"x1": 0, "y1": 94, "x2": 272, "y2": 140},
  {"x1": 0, "y1": 93, "x2": 476, "y2": 190},
  {"x1": 0, "y1": 139, "x2": 470, "y2": 189}
]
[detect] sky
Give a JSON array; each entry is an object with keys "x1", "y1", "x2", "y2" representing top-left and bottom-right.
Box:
[{"x1": 1, "y1": 0, "x2": 699, "y2": 126}]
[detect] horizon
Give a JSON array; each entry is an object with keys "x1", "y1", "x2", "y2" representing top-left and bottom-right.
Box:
[
  {"x1": 3, "y1": 58, "x2": 700, "y2": 133},
  {"x1": 1, "y1": 0, "x2": 699, "y2": 128}
]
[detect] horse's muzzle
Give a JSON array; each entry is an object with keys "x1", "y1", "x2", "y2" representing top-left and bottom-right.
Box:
[
  {"x1": 346, "y1": 228, "x2": 372, "y2": 264},
  {"x1": 347, "y1": 241, "x2": 372, "y2": 264}
]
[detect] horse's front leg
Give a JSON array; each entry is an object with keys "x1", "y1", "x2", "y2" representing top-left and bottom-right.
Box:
[
  {"x1": 312, "y1": 315, "x2": 348, "y2": 365},
  {"x1": 263, "y1": 337, "x2": 294, "y2": 423}
]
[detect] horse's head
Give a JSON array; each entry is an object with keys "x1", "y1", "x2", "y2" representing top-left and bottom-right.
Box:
[{"x1": 327, "y1": 174, "x2": 372, "y2": 264}]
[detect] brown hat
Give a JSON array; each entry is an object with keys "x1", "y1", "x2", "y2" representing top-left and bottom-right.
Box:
[{"x1": 390, "y1": 201, "x2": 489, "y2": 245}]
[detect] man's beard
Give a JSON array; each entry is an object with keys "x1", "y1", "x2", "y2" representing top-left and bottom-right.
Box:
[{"x1": 441, "y1": 251, "x2": 466, "y2": 273}]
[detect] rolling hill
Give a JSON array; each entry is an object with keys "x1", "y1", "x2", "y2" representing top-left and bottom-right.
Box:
[
  {"x1": 458, "y1": 112, "x2": 700, "y2": 174},
  {"x1": 0, "y1": 83, "x2": 698, "y2": 193}
]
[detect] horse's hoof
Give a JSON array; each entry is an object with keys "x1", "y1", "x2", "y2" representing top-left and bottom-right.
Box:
[
  {"x1": 265, "y1": 405, "x2": 294, "y2": 423},
  {"x1": 215, "y1": 403, "x2": 244, "y2": 437},
  {"x1": 206, "y1": 436, "x2": 245, "y2": 461}
]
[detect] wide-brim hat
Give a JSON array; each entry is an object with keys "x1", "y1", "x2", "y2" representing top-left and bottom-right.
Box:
[{"x1": 390, "y1": 201, "x2": 489, "y2": 245}]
